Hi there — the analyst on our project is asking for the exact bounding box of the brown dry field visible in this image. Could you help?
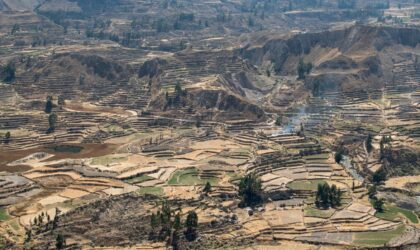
[0,143,118,172]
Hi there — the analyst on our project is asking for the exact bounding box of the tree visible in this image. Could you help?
[335,151,343,164]
[45,96,53,114]
[4,131,11,144]
[48,113,58,133]
[329,184,342,208]
[24,228,31,243]
[171,213,182,249]
[297,59,306,79]
[55,234,65,250]
[275,116,282,126]
[366,133,373,153]
[57,95,65,107]
[11,24,20,35]
[373,198,384,212]
[372,167,387,184]
[185,211,198,241]
[368,185,377,199]
[306,63,313,74]
[2,63,16,83]
[238,173,263,207]
[52,207,61,229]
[173,213,181,231]
[203,182,211,194]
[160,200,172,234]
[150,213,159,230]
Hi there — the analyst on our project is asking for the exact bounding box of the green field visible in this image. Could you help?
[375,205,419,223]
[287,180,326,191]
[0,208,10,221]
[137,186,164,196]
[168,168,218,186]
[354,225,405,246]
[304,207,334,218]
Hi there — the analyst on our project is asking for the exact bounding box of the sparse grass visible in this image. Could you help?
[227,172,242,181]
[168,168,218,186]
[91,155,127,165]
[137,186,163,196]
[409,183,420,193]
[9,219,20,231]
[287,180,326,191]
[375,205,418,223]
[304,207,334,218]
[0,208,10,221]
[354,225,405,246]
[126,175,154,184]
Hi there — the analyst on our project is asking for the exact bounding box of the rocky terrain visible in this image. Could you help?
[0,0,420,249]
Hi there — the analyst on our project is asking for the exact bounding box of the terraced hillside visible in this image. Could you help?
[1,0,420,249]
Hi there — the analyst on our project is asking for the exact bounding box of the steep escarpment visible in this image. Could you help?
[243,25,420,70]
[139,50,268,121]
[241,25,420,93]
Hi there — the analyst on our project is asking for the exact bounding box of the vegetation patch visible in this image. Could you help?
[0,208,10,221]
[287,180,326,191]
[375,205,418,223]
[126,175,154,184]
[354,225,406,246]
[46,145,84,153]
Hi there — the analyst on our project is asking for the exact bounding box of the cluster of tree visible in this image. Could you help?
[377,135,419,177]
[297,59,313,79]
[45,96,58,133]
[155,18,171,33]
[238,173,263,207]
[366,1,390,10]
[121,31,142,47]
[179,13,194,22]
[315,183,342,209]
[86,29,120,43]
[1,63,16,83]
[368,185,384,212]
[338,0,356,9]
[165,83,188,108]
[150,201,199,247]
[25,208,62,246]
[299,145,322,157]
